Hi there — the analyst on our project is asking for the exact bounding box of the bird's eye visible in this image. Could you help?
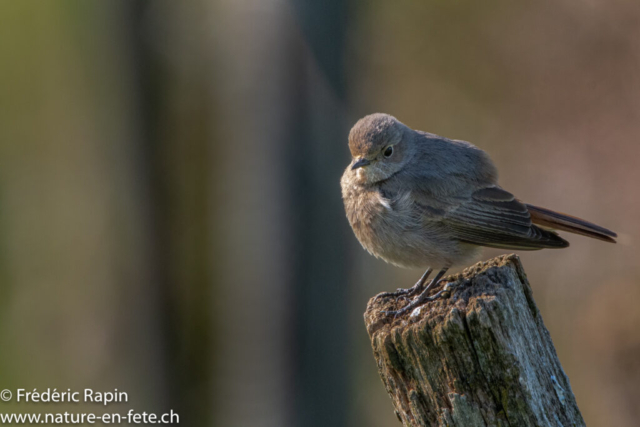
[383,146,393,158]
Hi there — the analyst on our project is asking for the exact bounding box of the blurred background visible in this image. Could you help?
[1,0,639,426]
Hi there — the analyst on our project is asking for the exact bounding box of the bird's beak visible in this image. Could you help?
[351,158,371,170]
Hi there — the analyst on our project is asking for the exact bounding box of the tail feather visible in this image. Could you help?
[525,204,617,244]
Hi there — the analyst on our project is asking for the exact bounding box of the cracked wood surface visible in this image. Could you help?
[364,254,585,427]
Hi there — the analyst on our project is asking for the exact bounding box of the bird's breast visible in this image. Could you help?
[343,184,429,267]
[341,179,479,268]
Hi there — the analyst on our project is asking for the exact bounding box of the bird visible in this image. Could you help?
[340,113,617,316]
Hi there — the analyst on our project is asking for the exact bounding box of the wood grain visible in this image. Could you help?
[364,254,585,427]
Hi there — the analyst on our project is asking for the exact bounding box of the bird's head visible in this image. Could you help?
[347,113,414,185]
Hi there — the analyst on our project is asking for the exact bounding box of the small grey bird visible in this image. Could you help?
[341,113,617,316]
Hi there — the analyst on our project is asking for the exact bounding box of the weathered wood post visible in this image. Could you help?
[364,254,585,427]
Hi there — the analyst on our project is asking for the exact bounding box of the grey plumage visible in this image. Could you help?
[341,113,617,315]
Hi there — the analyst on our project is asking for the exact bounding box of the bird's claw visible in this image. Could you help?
[382,288,449,318]
[374,285,421,301]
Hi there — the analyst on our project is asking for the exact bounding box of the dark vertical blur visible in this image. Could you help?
[212,0,352,425]
[288,1,350,426]
[127,1,215,425]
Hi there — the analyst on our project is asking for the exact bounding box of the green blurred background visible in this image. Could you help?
[1,1,639,426]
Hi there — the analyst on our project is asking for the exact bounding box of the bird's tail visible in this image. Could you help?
[526,204,617,243]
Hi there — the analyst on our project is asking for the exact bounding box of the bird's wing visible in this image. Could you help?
[438,186,569,250]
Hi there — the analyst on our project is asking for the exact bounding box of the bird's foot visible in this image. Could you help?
[374,283,423,301]
[374,269,433,302]
[382,284,451,318]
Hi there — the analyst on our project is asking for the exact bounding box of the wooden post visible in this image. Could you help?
[364,254,586,427]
